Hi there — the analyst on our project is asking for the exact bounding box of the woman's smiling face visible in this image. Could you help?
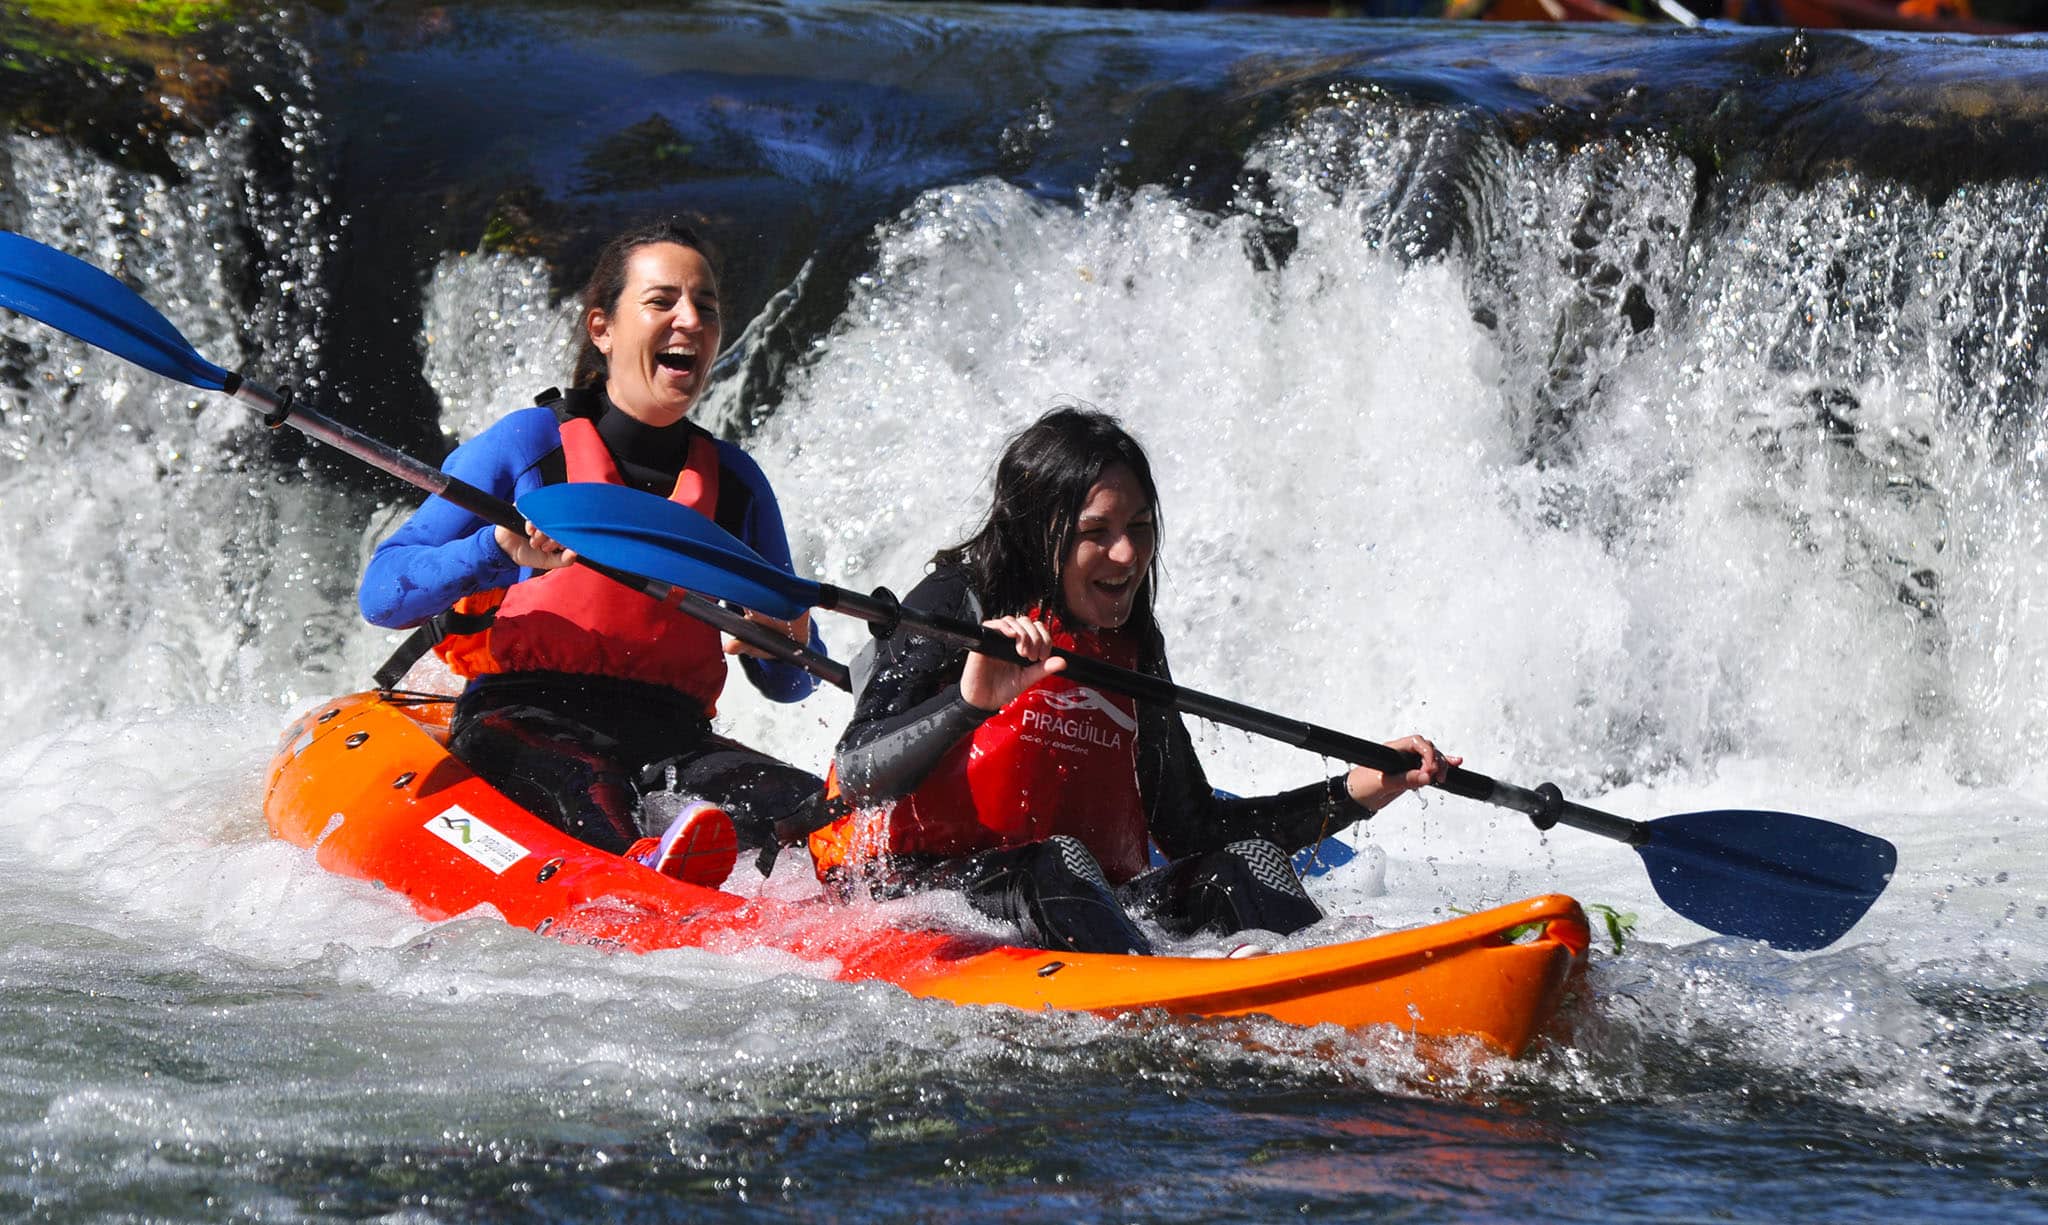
[1060,462,1155,630]
[587,241,721,426]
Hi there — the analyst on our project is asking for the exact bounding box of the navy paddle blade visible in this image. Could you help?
[1637,810,1896,951]
[517,482,820,621]
[0,231,233,391]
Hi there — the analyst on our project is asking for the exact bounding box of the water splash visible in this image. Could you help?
[420,251,579,445]
[0,122,360,742]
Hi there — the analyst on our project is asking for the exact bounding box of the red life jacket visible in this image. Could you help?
[436,416,728,714]
[810,617,1151,884]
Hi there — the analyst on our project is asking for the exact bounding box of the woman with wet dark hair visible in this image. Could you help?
[360,219,826,886]
[811,407,1455,955]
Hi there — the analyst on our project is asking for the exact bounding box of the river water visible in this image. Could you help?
[0,2,2044,1220]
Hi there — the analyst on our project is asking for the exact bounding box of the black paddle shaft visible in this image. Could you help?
[816,582,1650,848]
[222,375,851,691]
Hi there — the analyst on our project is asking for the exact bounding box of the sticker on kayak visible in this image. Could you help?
[424,806,529,874]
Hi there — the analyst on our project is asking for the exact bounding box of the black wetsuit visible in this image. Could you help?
[450,673,824,856]
[832,567,1371,954]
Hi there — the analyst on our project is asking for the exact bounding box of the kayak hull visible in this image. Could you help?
[265,691,1589,1057]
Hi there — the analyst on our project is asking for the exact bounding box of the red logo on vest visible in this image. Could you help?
[821,615,1150,883]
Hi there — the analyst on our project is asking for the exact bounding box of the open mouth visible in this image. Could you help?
[655,344,697,376]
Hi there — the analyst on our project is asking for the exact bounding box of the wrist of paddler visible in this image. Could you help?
[1344,765,1399,813]
[722,608,812,658]
[1344,734,1459,812]
[494,521,574,571]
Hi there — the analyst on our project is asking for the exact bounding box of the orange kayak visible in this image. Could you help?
[264,691,1590,1056]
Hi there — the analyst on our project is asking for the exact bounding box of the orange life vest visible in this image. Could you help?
[810,618,1150,883]
[432,416,728,714]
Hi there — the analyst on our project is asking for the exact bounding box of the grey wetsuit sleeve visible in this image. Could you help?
[837,690,994,805]
[832,568,991,805]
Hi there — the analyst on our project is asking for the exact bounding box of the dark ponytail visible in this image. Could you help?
[935,406,1162,634]
[570,219,719,389]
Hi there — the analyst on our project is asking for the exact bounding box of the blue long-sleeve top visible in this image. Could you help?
[359,403,824,703]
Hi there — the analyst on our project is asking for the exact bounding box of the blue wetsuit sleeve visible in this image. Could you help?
[719,441,828,703]
[357,408,560,628]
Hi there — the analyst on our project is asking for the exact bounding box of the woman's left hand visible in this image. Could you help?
[723,609,813,660]
[495,520,577,571]
[1345,734,1461,812]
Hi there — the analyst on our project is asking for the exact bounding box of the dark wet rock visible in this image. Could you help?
[7,2,2048,466]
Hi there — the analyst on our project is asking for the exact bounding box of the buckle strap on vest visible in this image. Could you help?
[372,606,501,690]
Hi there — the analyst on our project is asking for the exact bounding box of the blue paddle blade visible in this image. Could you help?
[1198,787,1355,877]
[1294,836,1357,878]
[0,231,233,391]
[1637,809,1896,951]
[518,482,820,621]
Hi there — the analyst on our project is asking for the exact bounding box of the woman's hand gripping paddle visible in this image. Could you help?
[0,230,846,691]
[518,481,1899,952]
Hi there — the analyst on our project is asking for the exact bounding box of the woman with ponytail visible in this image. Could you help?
[360,219,825,885]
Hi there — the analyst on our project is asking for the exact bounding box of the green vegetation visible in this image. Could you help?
[578,114,699,194]
[0,0,263,175]
[1483,901,1638,955]
[1585,903,1638,955]
[15,1,240,41]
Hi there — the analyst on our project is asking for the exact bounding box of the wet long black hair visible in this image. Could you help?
[933,406,1163,634]
[569,218,719,390]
